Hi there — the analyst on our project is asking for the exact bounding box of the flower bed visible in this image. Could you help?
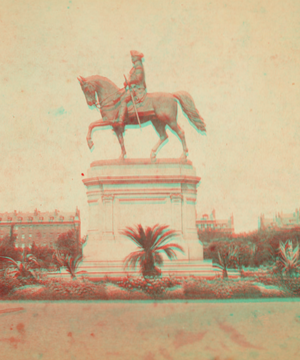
[4,277,108,300]
[182,278,289,299]
[0,273,298,300]
[114,276,182,297]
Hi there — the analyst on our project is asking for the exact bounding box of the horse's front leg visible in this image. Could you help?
[86,120,112,149]
[86,125,94,149]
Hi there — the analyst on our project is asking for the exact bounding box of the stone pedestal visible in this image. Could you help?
[78,159,213,277]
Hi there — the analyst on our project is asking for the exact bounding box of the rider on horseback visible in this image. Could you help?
[113,50,146,125]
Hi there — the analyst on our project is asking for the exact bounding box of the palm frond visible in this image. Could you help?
[153,252,163,265]
[277,240,300,275]
[154,228,178,247]
[73,254,83,268]
[217,251,225,268]
[162,247,177,260]
[124,250,144,270]
[53,251,66,267]
[145,225,155,242]
[26,255,40,267]
[0,256,21,268]
[120,227,144,248]
[155,243,185,254]
[149,225,170,247]
[137,224,146,241]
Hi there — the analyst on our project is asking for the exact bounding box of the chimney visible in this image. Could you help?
[212,209,216,220]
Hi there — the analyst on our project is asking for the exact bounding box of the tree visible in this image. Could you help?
[232,241,252,277]
[0,226,20,266]
[56,229,78,257]
[30,242,56,269]
[121,224,184,278]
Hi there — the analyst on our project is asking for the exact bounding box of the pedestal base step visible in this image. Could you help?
[47,259,217,279]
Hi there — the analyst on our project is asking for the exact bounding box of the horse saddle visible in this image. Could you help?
[127,93,155,119]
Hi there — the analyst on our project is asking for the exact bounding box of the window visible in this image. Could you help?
[29,234,32,238]
[15,226,18,230]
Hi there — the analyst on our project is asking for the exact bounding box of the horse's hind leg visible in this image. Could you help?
[168,122,188,161]
[152,94,188,161]
[114,127,126,160]
[150,119,168,162]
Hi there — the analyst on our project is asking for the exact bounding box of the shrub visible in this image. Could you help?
[183,278,262,299]
[6,278,108,300]
[276,240,300,276]
[0,271,22,297]
[115,276,182,297]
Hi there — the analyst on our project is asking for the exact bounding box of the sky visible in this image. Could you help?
[0,0,300,234]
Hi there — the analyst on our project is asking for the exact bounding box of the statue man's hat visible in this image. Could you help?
[130,50,144,61]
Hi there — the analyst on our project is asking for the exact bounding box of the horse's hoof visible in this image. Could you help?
[180,153,188,163]
[150,152,157,163]
[87,140,94,149]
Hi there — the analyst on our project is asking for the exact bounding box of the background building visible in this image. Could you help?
[0,208,80,247]
[259,209,300,231]
[196,210,234,234]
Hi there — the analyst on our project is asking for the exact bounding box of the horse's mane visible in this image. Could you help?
[86,75,120,92]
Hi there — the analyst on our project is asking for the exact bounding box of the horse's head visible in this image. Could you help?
[78,76,97,107]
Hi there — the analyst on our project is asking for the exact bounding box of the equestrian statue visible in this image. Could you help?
[78,50,206,161]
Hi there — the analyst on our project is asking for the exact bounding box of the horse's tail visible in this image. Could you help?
[173,91,206,132]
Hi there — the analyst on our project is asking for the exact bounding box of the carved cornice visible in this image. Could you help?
[83,175,200,187]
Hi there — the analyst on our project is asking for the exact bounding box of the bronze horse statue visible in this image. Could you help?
[78,75,206,161]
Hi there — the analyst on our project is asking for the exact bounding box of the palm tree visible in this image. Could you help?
[277,240,300,277]
[0,251,40,279]
[53,251,83,279]
[121,224,184,278]
[215,244,238,279]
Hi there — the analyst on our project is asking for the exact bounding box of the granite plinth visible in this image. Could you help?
[78,159,209,277]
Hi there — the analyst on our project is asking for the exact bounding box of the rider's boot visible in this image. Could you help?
[114,102,127,125]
